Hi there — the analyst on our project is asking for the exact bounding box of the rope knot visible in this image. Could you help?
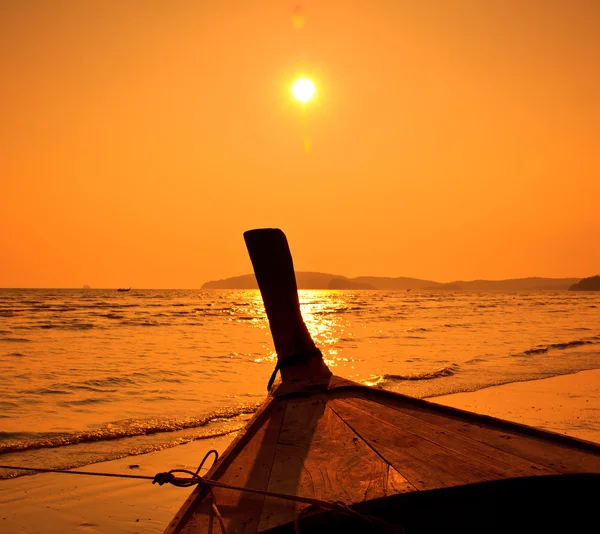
[152,472,175,486]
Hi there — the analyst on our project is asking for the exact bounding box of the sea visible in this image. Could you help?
[1,288,599,479]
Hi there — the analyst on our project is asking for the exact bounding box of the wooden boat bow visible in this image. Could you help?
[165,228,600,534]
[244,228,331,392]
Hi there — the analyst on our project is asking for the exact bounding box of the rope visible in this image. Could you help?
[267,360,280,391]
[266,348,324,391]
[1,456,401,533]
[0,465,154,481]
[150,467,336,509]
[209,489,227,533]
[1,462,334,507]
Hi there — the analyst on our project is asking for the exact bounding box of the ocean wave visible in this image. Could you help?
[22,375,148,395]
[312,309,348,315]
[23,387,71,395]
[30,304,52,310]
[0,424,245,480]
[520,337,598,356]
[82,375,145,388]
[363,365,459,387]
[0,337,31,342]
[34,322,97,330]
[119,320,162,327]
[100,313,124,319]
[57,397,108,407]
[0,404,260,455]
[56,303,139,312]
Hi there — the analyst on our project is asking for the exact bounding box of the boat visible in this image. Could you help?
[165,228,600,534]
[117,287,131,292]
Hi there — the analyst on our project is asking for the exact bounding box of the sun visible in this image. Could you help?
[291,78,316,103]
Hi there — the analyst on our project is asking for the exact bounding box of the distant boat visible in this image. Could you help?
[117,287,131,292]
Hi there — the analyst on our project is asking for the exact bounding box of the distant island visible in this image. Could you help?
[202,272,582,291]
[569,275,600,291]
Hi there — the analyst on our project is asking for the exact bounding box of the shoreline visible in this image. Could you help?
[430,369,600,444]
[1,369,599,533]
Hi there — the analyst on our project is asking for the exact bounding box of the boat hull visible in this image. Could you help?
[165,376,600,534]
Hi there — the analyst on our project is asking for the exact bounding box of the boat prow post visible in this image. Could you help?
[244,228,332,394]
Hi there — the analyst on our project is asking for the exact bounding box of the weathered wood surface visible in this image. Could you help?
[167,383,600,534]
[257,398,415,531]
[179,403,286,534]
[329,397,556,490]
[164,397,284,534]
[353,390,600,474]
[243,229,331,386]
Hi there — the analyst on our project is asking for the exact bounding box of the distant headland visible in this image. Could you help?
[202,272,582,291]
[569,275,600,291]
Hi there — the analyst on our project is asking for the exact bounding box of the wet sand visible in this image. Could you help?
[0,433,236,534]
[432,369,600,444]
[1,369,599,533]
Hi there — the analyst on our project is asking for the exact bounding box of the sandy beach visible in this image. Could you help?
[1,369,599,533]
[0,433,236,534]
[432,369,600,444]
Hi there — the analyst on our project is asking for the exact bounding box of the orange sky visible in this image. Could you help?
[1,1,599,288]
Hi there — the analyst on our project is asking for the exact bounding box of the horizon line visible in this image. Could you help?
[1,272,595,291]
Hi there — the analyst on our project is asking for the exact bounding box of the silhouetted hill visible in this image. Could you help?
[202,273,581,291]
[569,275,600,291]
[202,272,345,290]
[449,277,581,291]
[328,278,376,290]
[350,276,438,290]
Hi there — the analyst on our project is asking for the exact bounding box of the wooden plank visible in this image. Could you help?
[257,398,417,531]
[387,465,415,496]
[333,397,557,478]
[329,398,547,491]
[176,400,286,534]
[165,396,277,533]
[358,392,600,474]
[257,398,326,531]
[326,375,361,390]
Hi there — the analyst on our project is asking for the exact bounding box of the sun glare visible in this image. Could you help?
[291,78,316,103]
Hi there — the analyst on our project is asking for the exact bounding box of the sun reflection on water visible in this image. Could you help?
[298,290,354,369]
[239,290,357,370]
